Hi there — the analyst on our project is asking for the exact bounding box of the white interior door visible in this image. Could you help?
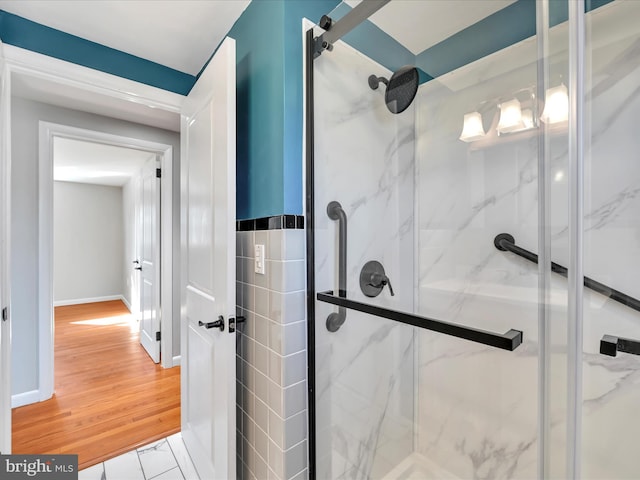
[0,38,12,454]
[138,155,161,363]
[180,37,236,479]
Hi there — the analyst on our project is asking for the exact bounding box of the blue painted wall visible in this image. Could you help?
[0,10,195,95]
[230,0,340,219]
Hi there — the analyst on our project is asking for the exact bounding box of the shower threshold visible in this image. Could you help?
[384,453,459,480]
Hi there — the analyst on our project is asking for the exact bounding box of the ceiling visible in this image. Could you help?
[344,0,516,54]
[54,137,155,187]
[0,0,251,76]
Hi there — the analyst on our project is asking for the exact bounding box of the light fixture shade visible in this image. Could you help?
[541,84,568,124]
[459,112,486,142]
[522,108,534,129]
[497,98,525,134]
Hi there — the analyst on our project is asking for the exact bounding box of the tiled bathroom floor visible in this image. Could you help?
[79,433,200,480]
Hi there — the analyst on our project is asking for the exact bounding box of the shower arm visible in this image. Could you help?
[494,233,640,314]
[326,201,347,332]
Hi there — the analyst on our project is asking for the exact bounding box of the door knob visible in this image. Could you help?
[199,315,225,332]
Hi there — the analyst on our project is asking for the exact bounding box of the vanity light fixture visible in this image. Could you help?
[459,111,486,142]
[540,83,569,124]
[460,88,537,143]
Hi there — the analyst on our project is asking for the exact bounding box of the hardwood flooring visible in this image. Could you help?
[12,300,180,470]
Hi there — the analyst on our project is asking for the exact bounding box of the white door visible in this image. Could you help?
[0,38,11,454]
[180,37,236,479]
[138,155,161,363]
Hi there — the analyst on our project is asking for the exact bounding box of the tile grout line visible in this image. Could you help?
[135,448,146,480]
[166,436,187,480]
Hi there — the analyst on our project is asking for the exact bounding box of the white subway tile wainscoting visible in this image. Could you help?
[236,220,308,480]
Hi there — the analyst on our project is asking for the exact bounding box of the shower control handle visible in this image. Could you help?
[374,273,394,296]
[360,261,394,298]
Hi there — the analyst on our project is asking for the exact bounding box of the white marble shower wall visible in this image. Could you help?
[313,35,416,479]
[414,2,640,478]
[415,53,541,479]
[580,2,640,477]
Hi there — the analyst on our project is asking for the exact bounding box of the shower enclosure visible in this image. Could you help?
[305,1,640,479]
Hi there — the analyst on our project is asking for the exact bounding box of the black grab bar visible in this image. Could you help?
[317,291,523,351]
[600,334,640,357]
[326,201,347,332]
[495,233,640,314]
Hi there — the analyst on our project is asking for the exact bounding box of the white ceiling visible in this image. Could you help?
[345,0,516,54]
[54,137,154,187]
[0,0,251,76]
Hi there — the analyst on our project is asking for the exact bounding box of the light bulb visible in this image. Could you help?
[459,112,486,142]
[541,84,569,124]
[497,99,525,134]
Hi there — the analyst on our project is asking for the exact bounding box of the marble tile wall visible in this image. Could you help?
[236,227,308,480]
[414,2,640,478]
[415,59,541,477]
[579,3,640,477]
[312,34,417,479]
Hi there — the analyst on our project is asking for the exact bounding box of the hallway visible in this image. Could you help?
[12,300,180,470]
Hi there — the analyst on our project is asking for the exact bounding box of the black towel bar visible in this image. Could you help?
[317,290,523,351]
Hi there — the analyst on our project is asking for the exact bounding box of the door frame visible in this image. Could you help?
[34,123,174,404]
[0,39,12,454]
[0,44,184,446]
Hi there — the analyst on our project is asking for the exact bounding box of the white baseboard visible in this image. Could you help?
[120,295,132,313]
[172,355,181,366]
[54,295,125,307]
[11,389,40,408]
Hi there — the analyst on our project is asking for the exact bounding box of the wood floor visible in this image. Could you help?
[12,300,180,470]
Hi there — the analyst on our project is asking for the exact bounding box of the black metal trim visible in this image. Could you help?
[304,27,318,480]
[313,0,391,58]
[235,215,304,232]
[600,334,640,357]
[317,291,523,351]
[495,233,640,314]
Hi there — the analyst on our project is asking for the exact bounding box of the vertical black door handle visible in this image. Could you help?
[326,201,347,332]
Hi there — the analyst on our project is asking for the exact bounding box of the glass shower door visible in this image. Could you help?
[308,1,640,478]
[308,2,549,479]
[579,1,640,477]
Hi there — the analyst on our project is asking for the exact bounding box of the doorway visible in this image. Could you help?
[24,121,176,405]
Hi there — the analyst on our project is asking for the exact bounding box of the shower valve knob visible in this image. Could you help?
[360,261,394,298]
